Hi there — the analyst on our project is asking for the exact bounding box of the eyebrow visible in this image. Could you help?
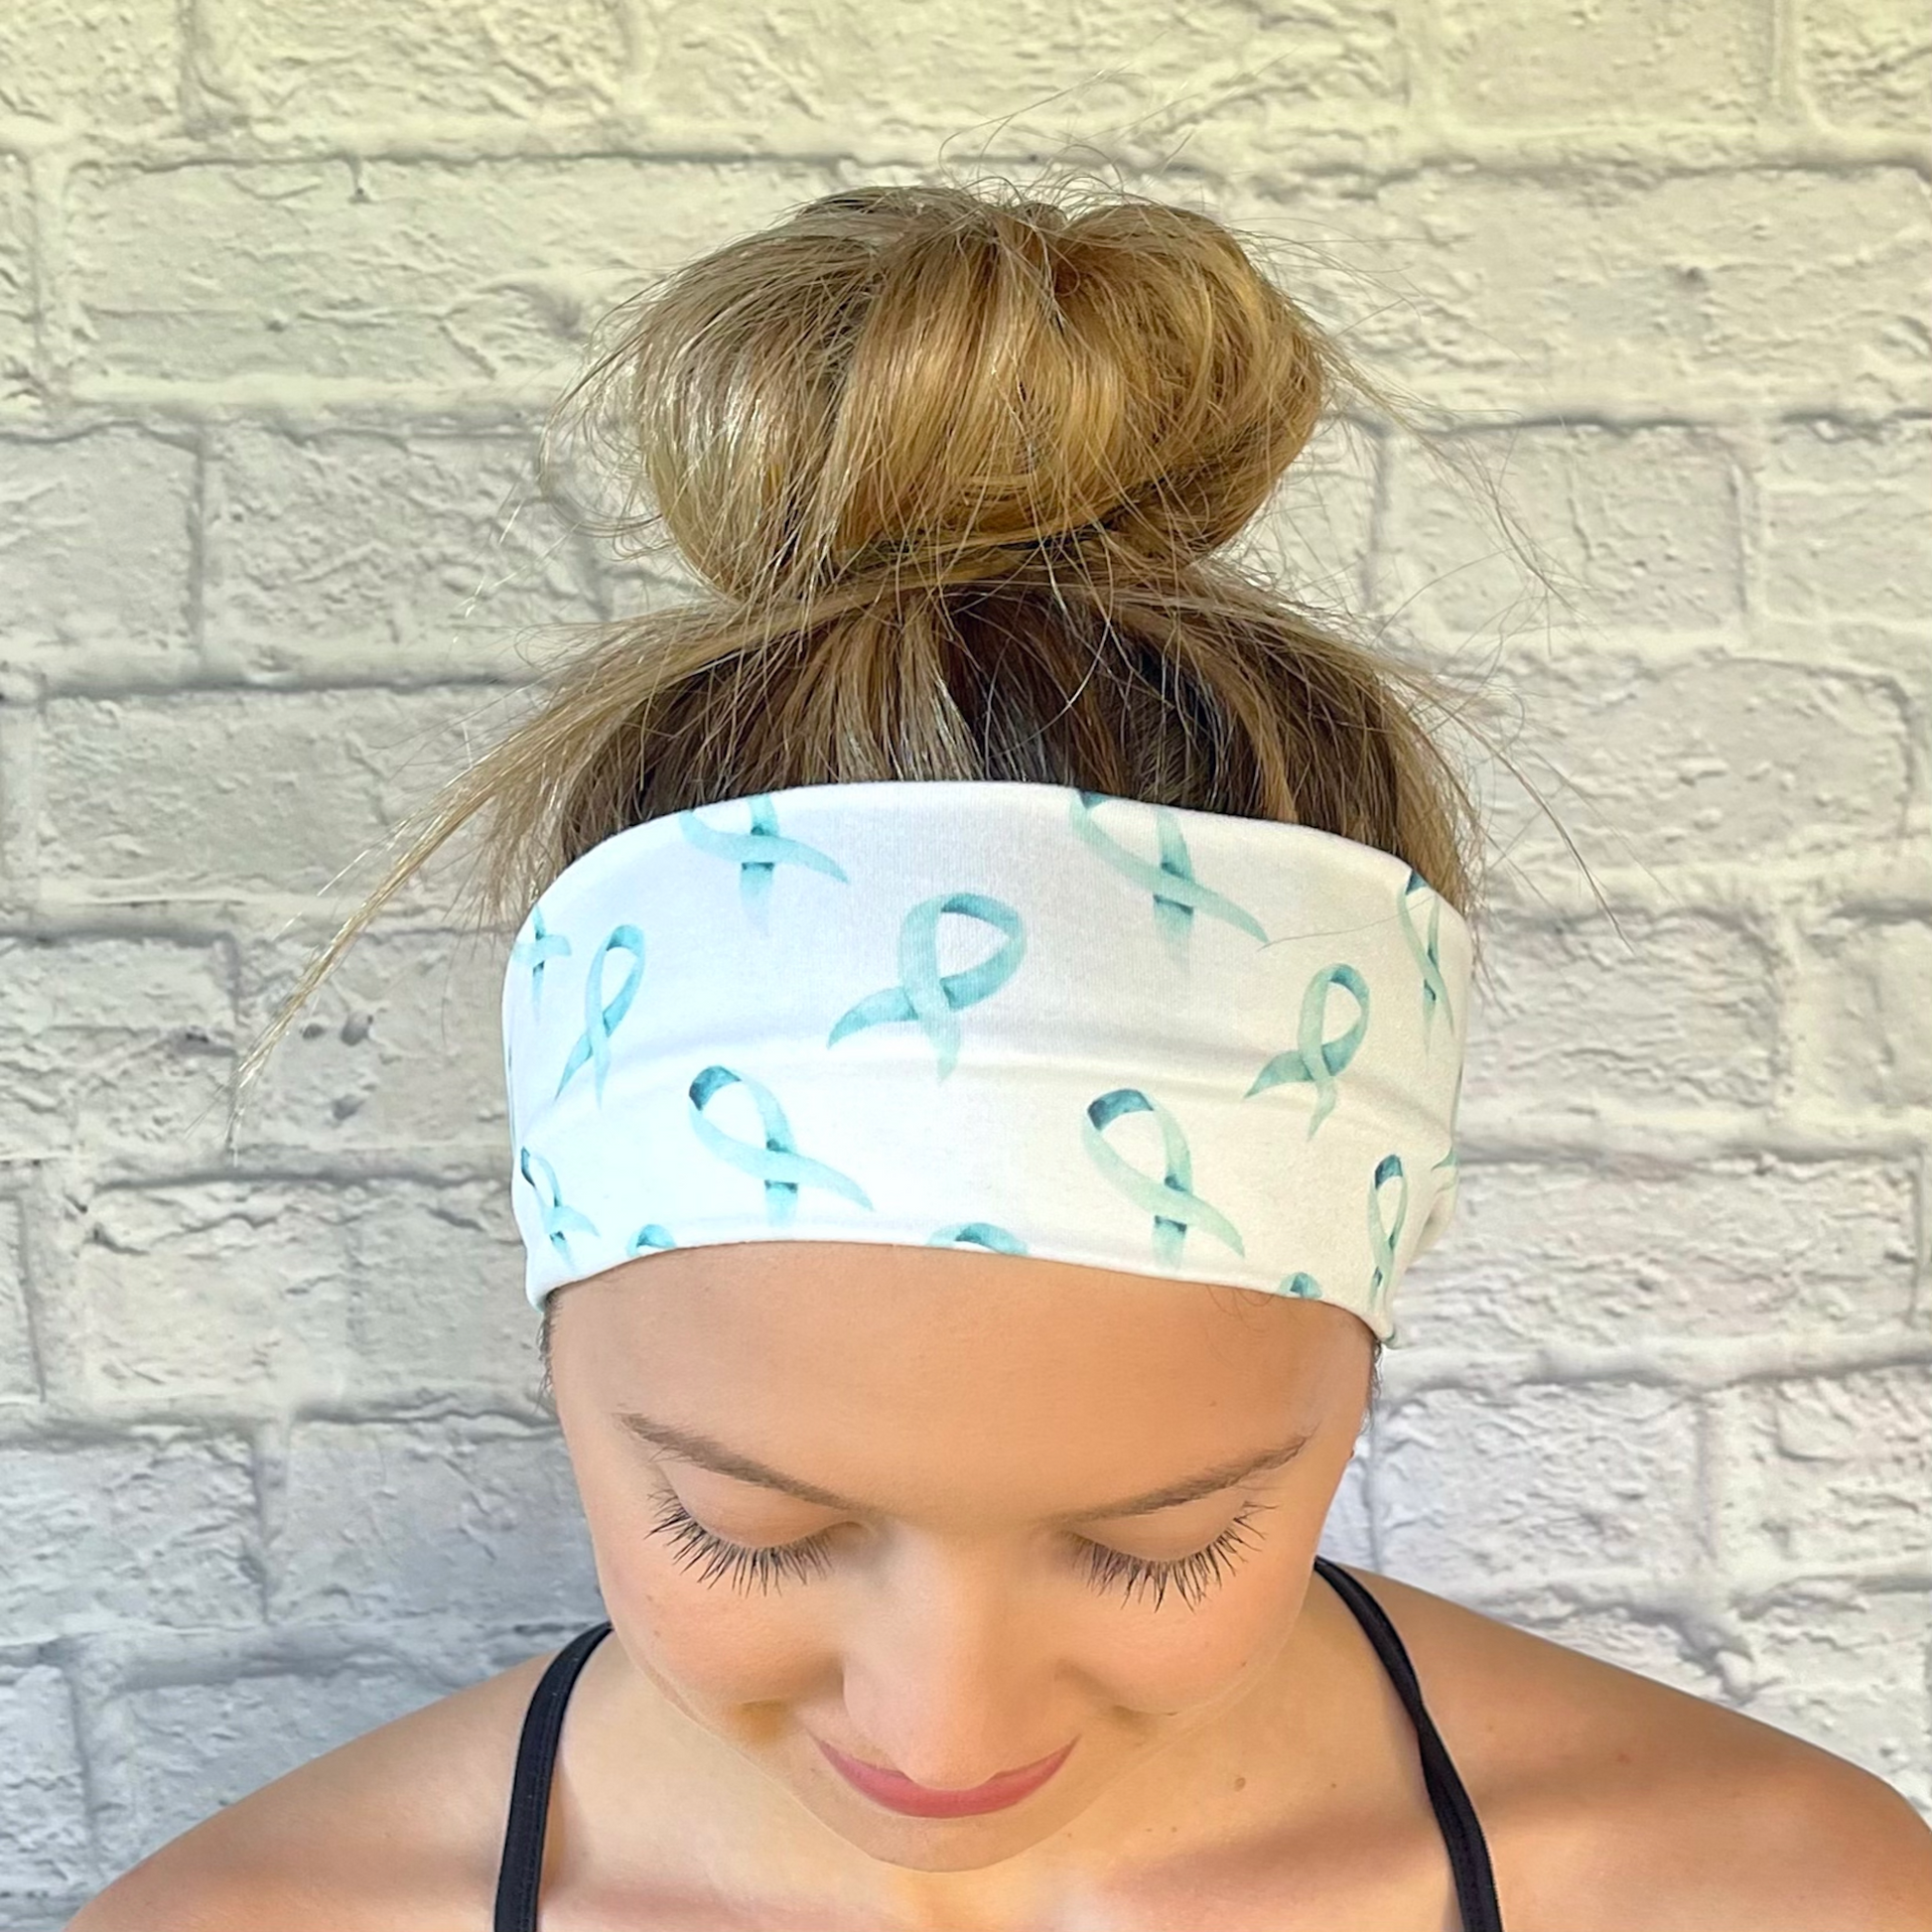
[613,1412,1313,1524]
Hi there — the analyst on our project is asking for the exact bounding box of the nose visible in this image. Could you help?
[836,1537,1067,1789]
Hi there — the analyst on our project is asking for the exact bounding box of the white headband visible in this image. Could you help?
[501,781,1472,1344]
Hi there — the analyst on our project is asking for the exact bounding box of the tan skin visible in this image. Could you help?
[73,1243,1932,1930]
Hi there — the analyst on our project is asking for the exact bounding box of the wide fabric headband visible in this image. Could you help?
[502,780,1472,1344]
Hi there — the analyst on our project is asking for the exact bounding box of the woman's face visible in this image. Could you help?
[549,1241,1372,1875]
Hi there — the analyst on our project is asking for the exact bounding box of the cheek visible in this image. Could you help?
[1084,1565,1311,1713]
[579,1482,836,1709]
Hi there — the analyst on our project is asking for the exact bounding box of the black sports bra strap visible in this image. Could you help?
[1313,1556,1505,1932]
[492,1619,615,1932]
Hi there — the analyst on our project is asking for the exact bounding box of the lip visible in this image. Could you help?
[813,1734,1076,1818]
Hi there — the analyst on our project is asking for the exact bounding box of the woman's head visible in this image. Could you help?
[239,173,1482,1866]
[546,1239,1373,1870]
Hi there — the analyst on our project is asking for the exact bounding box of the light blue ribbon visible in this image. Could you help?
[1396,870,1454,1048]
[1283,1272,1321,1299]
[1067,790,1268,962]
[927,1222,1031,1255]
[679,793,850,933]
[1367,1153,1409,1308]
[509,905,571,1013]
[627,1223,677,1255]
[555,923,646,1105]
[519,1145,598,1261]
[827,892,1026,1081]
[687,1063,873,1225]
[1245,963,1370,1136]
[1082,1086,1245,1267]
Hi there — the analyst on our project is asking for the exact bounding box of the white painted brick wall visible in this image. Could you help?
[1,3,1927,1922]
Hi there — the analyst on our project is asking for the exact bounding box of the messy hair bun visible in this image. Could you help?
[238,178,1480,1165]
[605,185,1335,602]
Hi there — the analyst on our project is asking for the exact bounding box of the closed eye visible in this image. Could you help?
[642,1489,1276,1611]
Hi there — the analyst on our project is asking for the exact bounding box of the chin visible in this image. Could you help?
[798,1789,1091,1872]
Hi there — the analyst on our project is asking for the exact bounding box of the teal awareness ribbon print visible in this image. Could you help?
[688,1063,873,1225]
[927,1222,1031,1255]
[827,892,1025,1081]
[1083,1087,1245,1267]
[1067,790,1268,962]
[519,1146,598,1261]
[555,924,646,1105]
[1367,1153,1409,1311]
[679,792,850,932]
[510,906,571,1014]
[1245,963,1370,1137]
[1396,870,1454,1048]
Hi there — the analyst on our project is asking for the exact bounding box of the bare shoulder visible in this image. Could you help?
[65,1642,561,1932]
[1340,1564,1932,1932]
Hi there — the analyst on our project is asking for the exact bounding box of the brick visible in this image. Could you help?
[1461,910,1776,1114]
[270,1420,601,1623]
[204,430,600,678]
[0,1666,90,1895]
[1266,168,1932,415]
[0,1197,37,1401]
[1491,651,1907,868]
[1790,915,1932,1112]
[636,0,1402,158]
[0,937,233,1163]
[1722,1366,1932,1572]
[1378,425,1742,636]
[1757,418,1932,627]
[1404,1156,1914,1351]
[206,0,626,121]
[1799,0,1932,130]
[0,1435,258,1635]
[91,1657,452,1876]
[72,1178,532,1408]
[38,687,489,904]
[0,433,197,673]
[0,1898,84,1931]
[1730,1587,1932,1808]
[69,158,832,388]
[1377,1382,1700,1587]
[234,925,508,1152]
[0,0,179,126]
[1439,0,1769,122]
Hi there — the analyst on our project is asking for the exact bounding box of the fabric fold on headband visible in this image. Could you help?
[501,780,1473,1344]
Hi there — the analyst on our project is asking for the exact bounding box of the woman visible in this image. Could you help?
[72,181,1932,1932]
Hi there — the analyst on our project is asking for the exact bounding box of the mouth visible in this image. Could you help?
[812,1734,1077,1818]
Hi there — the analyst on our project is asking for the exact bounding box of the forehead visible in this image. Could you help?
[551,1242,1365,1515]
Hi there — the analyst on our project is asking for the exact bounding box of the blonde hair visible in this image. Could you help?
[235,177,1488,1389]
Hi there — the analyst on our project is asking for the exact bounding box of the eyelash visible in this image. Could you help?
[643,1490,1275,1611]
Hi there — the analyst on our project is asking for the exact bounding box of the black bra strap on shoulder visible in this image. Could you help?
[1312,1557,1504,1932]
[492,1620,616,1932]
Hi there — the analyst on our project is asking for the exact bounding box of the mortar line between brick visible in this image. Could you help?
[22,148,69,408]
[1768,0,1804,125]
[19,114,1931,176]
[56,1644,108,1901]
